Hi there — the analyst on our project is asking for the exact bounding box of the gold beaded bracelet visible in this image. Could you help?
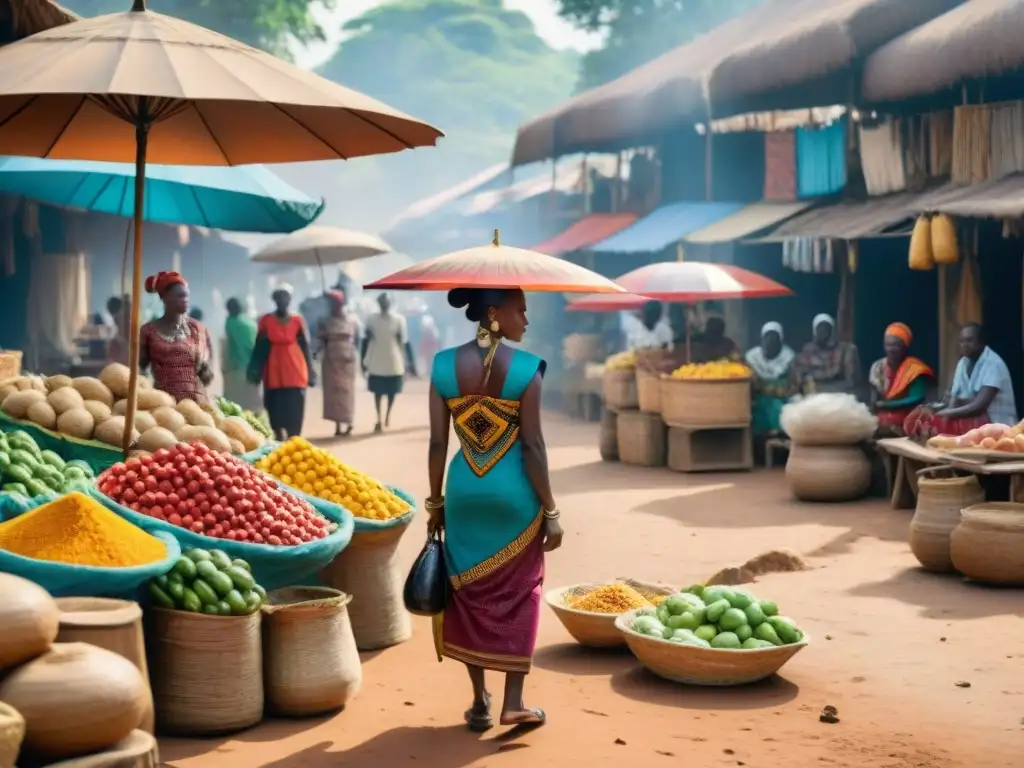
[542,508,560,520]
[424,496,445,510]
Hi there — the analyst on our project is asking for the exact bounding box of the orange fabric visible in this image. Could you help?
[885,322,912,345]
[533,214,637,255]
[259,314,309,390]
[887,356,933,400]
[144,271,186,297]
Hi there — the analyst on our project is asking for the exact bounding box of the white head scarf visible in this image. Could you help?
[745,320,795,381]
[762,321,784,342]
[812,313,835,333]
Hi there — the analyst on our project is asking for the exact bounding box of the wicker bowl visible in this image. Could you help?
[544,580,676,648]
[614,609,809,686]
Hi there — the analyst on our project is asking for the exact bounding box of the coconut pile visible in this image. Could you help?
[0,364,266,455]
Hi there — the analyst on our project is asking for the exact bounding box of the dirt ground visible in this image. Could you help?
[161,382,1024,767]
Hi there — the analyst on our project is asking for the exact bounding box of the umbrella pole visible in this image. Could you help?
[123,105,150,456]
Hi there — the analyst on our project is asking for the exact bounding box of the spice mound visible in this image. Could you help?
[570,583,652,614]
[0,492,166,567]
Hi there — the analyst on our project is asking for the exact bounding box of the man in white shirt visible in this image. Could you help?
[622,301,671,350]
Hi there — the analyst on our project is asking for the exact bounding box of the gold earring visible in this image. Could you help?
[476,326,491,348]
[490,320,500,333]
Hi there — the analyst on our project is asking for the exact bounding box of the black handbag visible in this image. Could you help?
[403,531,448,616]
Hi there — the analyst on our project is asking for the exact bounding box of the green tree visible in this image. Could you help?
[557,0,764,91]
[277,0,577,233]
[60,0,330,58]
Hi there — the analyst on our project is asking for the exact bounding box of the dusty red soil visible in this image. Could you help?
[160,382,1024,767]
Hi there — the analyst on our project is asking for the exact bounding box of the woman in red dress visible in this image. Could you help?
[139,272,213,404]
[248,285,315,440]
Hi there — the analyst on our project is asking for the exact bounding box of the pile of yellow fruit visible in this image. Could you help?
[605,350,637,371]
[255,437,412,520]
[670,359,750,380]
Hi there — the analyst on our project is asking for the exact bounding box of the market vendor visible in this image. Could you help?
[868,322,934,436]
[904,323,1017,438]
[624,301,672,350]
[693,316,739,362]
[745,321,795,438]
[139,271,213,404]
[791,314,860,396]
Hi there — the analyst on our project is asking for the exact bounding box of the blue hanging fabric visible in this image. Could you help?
[796,118,847,198]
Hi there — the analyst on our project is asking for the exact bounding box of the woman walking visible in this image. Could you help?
[222,297,261,412]
[316,290,360,437]
[362,293,417,432]
[248,285,315,440]
[138,271,213,404]
[426,287,562,732]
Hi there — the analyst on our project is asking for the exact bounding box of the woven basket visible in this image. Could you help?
[785,443,871,502]
[636,369,662,414]
[320,520,413,651]
[909,473,984,573]
[544,580,676,648]
[42,731,158,768]
[950,503,1024,585]
[262,587,362,717]
[661,376,751,427]
[146,609,263,736]
[0,351,22,382]
[614,609,808,686]
[55,598,154,735]
[616,410,666,467]
[599,409,618,462]
[0,701,23,768]
[603,369,638,411]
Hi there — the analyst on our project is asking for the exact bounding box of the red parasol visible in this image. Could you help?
[364,230,625,294]
[613,261,793,302]
[566,292,654,312]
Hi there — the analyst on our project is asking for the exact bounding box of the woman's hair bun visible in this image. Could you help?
[447,288,470,309]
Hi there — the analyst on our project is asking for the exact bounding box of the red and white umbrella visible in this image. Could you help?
[364,230,625,294]
[613,262,793,302]
[566,292,654,312]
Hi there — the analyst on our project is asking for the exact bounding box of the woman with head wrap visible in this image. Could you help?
[868,322,934,436]
[139,271,213,404]
[248,284,315,440]
[222,297,261,413]
[745,322,795,437]
[315,290,360,437]
[790,314,861,395]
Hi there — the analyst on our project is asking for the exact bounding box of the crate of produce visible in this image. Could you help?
[545,580,675,648]
[660,360,751,428]
[614,584,808,686]
[616,410,666,467]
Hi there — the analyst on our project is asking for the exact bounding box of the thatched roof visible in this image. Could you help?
[0,0,76,45]
[512,0,961,166]
[862,0,1023,102]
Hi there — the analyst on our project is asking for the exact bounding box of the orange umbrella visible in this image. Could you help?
[0,0,443,451]
[364,230,625,294]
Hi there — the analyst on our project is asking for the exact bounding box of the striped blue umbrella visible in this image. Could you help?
[0,156,324,233]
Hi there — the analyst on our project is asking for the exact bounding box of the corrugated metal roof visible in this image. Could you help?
[684,201,814,243]
[911,174,1024,219]
[533,213,638,255]
[753,192,931,241]
[591,201,743,253]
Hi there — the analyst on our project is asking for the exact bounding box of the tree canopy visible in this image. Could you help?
[60,0,330,58]
[556,0,765,91]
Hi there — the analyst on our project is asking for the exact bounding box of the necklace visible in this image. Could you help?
[154,318,191,344]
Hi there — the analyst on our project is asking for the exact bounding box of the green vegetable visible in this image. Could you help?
[666,612,701,631]
[153,575,169,591]
[759,600,779,617]
[665,593,705,614]
[166,571,184,586]
[204,570,236,599]
[65,460,94,478]
[656,602,671,625]
[171,557,198,581]
[705,599,730,623]
[180,587,202,613]
[224,589,248,616]
[207,549,233,571]
[242,590,262,615]
[683,583,705,599]
[217,600,233,616]
[201,604,221,616]
[5,464,32,485]
[194,559,219,581]
[224,566,255,592]
[252,584,267,603]
[694,624,718,642]
[184,549,212,563]
[231,558,252,573]
[702,586,733,606]
[166,581,185,604]
[741,638,775,649]
[2,483,28,496]
[754,622,783,646]
[718,607,747,632]
[710,631,741,649]
[191,579,219,607]
[735,624,753,642]
[631,615,666,637]
[39,450,65,470]
[8,449,38,469]
[726,589,753,609]
[766,616,803,644]
[63,466,87,481]
[669,630,710,648]
[0,451,11,473]
[8,433,40,456]
[744,602,767,628]
[24,479,49,498]
[148,583,175,610]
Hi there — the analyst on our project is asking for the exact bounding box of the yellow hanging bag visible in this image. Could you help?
[908,214,935,270]
[931,213,960,265]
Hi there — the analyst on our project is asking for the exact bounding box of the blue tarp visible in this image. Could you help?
[0,157,324,234]
[590,201,745,254]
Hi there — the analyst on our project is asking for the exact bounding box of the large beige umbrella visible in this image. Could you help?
[0,0,442,451]
[250,225,391,289]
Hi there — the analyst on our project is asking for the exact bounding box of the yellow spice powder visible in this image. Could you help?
[570,583,652,614]
[0,492,166,567]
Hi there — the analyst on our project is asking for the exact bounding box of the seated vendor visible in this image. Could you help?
[745,321,795,438]
[904,323,1017,438]
[791,314,860,395]
[693,316,739,362]
[868,322,934,436]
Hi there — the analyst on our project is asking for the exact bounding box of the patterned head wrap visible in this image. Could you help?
[885,322,912,345]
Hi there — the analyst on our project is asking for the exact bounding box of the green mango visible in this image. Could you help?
[754,622,783,646]
[767,616,803,644]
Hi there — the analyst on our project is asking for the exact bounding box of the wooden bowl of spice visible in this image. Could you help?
[544,580,676,648]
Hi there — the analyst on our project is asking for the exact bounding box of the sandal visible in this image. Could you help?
[499,708,546,727]
[464,694,493,732]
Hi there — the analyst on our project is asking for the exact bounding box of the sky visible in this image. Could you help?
[294,0,603,68]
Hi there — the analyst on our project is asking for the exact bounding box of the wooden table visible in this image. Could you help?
[877,437,1024,508]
